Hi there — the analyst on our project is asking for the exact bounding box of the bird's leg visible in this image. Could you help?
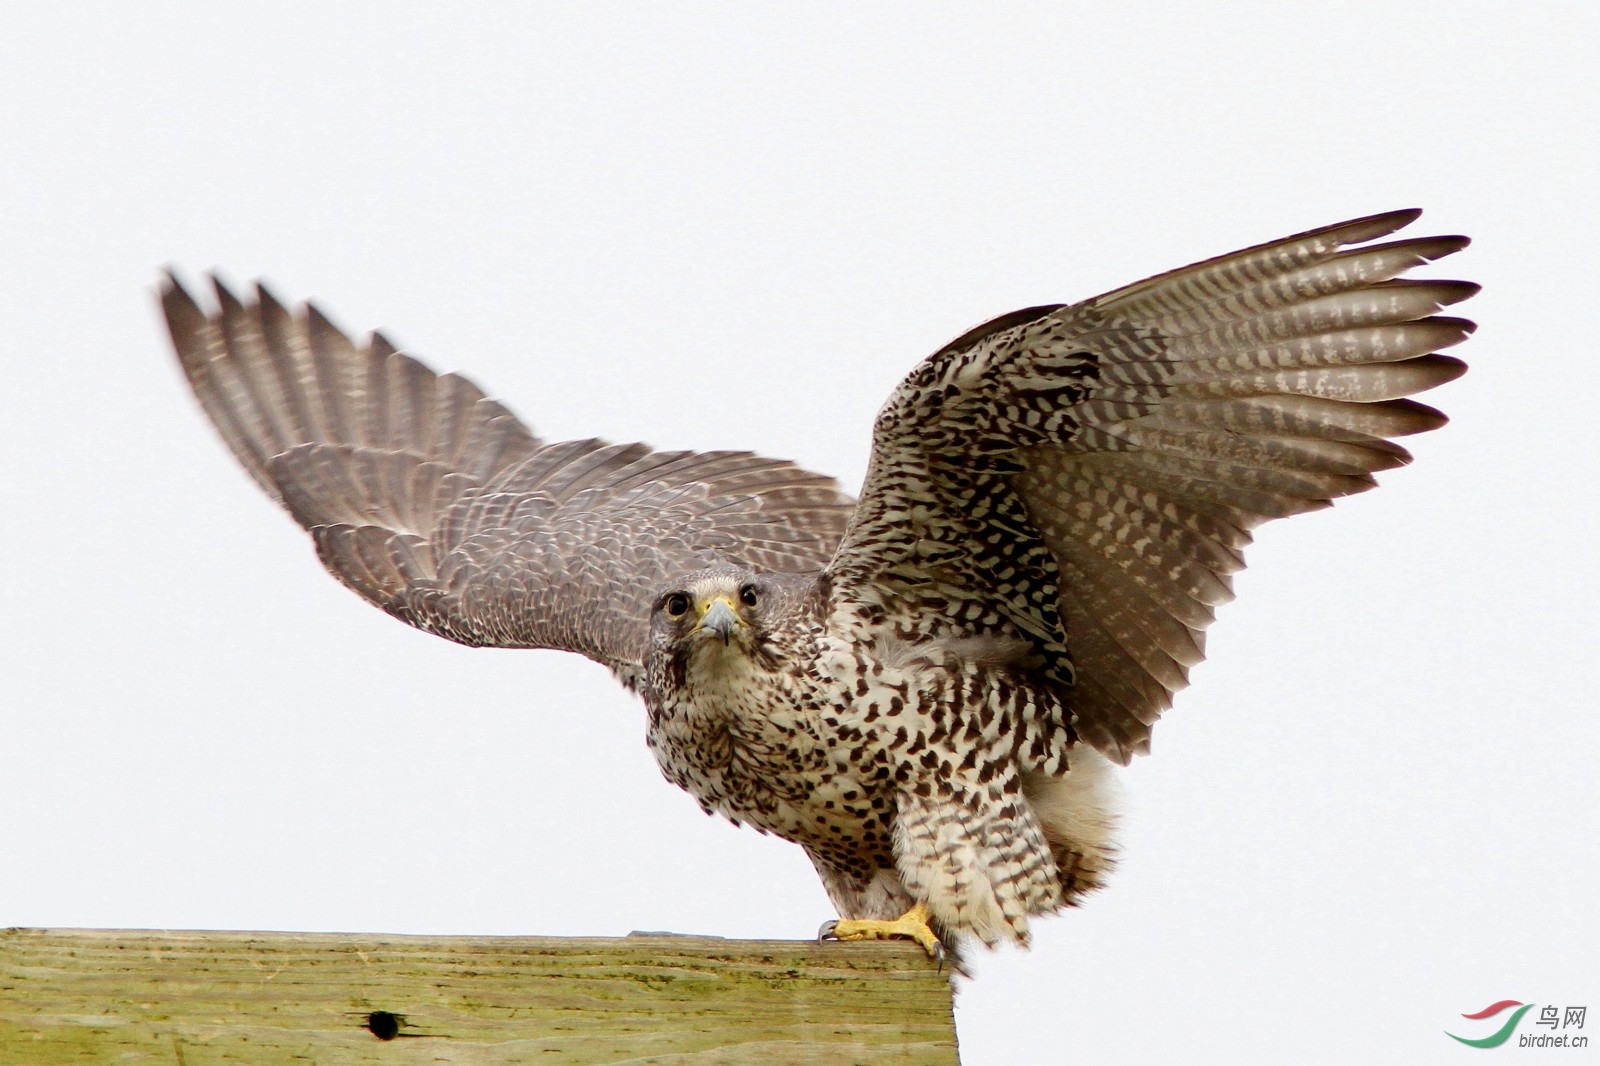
[818,902,943,961]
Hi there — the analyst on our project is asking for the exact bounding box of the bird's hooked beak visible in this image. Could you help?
[694,597,743,645]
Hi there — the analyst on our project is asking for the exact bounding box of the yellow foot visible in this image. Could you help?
[818,903,944,963]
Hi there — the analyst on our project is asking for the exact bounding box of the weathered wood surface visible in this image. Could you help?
[0,928,958,1064]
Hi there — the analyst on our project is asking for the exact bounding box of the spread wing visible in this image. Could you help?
[824,209,1474,762]
[161,276,856,688]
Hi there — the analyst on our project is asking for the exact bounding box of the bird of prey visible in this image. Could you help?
[161,209,1473,960]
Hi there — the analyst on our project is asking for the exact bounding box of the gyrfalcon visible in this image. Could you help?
[161,209,1473,960]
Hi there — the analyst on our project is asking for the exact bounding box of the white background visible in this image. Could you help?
[3,4,1595,1063]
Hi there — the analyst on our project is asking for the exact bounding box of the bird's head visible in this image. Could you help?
[652,567,763,647]
[648,567,779,683]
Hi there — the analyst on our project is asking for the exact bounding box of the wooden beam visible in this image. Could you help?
[0,928,959,1064]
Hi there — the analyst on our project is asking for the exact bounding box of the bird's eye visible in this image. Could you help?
[664,593,690,618]
[739,584,759,608]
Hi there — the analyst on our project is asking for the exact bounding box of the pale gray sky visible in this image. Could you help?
[2,4,1595,1063]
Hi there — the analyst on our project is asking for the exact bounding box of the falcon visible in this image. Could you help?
[161,209,1473,960]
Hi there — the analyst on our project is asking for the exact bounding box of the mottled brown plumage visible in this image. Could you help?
[161,209,1473,956]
